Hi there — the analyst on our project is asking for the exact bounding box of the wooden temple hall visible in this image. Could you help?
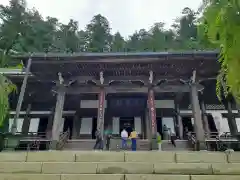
[6,51,240,147]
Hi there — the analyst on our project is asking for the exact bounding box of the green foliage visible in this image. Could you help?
[0,72,16,127]
[200,0,240,102]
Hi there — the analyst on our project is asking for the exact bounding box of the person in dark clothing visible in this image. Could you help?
[105,133,111,150]
[93,129,103,150]
[104,126,112,150]
[170,129,176,147]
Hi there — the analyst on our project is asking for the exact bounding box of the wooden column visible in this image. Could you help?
[12,57,32,133]
[148,89,157,135]
[97,88,105,136]
[190,83,205,150]
[22,104,32,135]
[72,112,81,139]
[46,107,55,139]
[226,101,238,135]
[200,100,210,137]
[148,88,157,150]
[176,103,183,139]
[51,83,66,149]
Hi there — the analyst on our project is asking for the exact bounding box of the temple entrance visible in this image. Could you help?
[119,117,134,136]
[182,116,194,139]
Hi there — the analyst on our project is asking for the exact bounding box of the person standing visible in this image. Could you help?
[129,129,137,151]
[121,129,128,150]
[104,127,112,151]
[93,129,103,150]
[157,132,162,151]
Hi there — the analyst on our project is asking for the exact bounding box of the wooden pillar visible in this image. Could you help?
[72,112,81,139]
[97,88,105,136]
[226,101,238,135]
[190,83,205,150]
[12,58,32,133]
[176,103,183,139]
[22,104,31,135]
[51,87,65,149]
[46,107,54,139]
[148,88,157,150]
[200,100,210,137]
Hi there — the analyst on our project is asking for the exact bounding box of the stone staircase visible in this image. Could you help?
[0,151,240,180]
[64,139,191,151]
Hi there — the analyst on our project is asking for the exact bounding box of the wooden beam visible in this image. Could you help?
[52,84,205,94]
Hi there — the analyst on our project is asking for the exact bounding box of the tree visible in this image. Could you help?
[57,19,80,53]
[0,53,17,127]
[173,7,199,50]
[200,0,240,102]
[111,32,125,52]
[85,14,112,52]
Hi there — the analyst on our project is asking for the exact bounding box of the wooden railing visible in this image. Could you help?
[2,132,51,151]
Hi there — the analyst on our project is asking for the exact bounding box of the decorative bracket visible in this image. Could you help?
[149,71,153,84]
[190,70,196,85]
[58,72,64,85]
[100,71,104,85]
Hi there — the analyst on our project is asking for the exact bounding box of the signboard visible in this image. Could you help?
[109,98,145,108]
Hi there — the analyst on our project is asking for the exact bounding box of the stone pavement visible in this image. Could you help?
[0,151,239,179]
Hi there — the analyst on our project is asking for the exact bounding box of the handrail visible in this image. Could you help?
[187,132,196,150]
[56,129,70,150]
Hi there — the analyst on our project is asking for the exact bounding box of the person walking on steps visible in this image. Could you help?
[129,129,137,151]
[93,129,103,150]
[157,132,162,151]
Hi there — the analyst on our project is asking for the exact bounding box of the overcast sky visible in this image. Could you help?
[1,0,202,38]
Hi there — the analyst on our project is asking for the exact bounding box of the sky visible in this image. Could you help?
[1,0,202,38]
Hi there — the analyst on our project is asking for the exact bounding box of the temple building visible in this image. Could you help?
[3,51,240,149]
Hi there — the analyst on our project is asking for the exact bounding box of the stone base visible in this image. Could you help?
[50,140,58,150]
[195,141,206,151]
[151,135,158,150]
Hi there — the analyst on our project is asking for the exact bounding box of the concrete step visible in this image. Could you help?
[162,140,193,151]
[64,139,191,151]
[64,140,95,150]
[0,151,240,180]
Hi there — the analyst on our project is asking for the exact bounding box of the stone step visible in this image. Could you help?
[1,151,237,163]
[0,151,240,180]
[1,161,240,174]
[1,174,240,180]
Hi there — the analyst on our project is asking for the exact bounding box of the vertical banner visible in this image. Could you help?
[97,89,105,133]
[148,89,156,134]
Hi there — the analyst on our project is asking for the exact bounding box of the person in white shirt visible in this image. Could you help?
[121,129,128,150]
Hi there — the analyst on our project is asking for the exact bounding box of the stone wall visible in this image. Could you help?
[0,151,240,180]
